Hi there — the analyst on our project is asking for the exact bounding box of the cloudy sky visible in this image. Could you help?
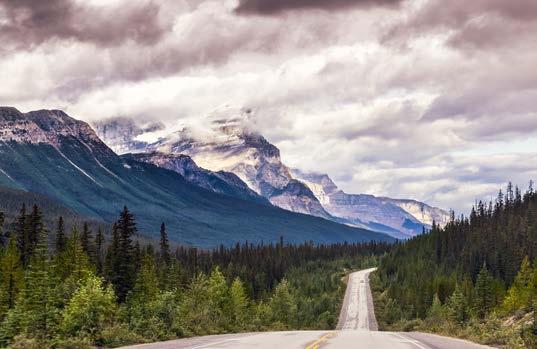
[1,0,537,213]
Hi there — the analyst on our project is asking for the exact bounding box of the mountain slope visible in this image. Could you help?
[0,185,108,235]
[126,152,268,205]
[91,108,449,238]
[147,107,334,220]
[291,168,449,238]
[0,107,392,247]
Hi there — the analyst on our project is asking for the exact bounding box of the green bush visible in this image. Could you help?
[99,324,145,348]
[60,276,117,343]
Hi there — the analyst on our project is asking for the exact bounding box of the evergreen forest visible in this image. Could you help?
[0,204,389,348]
[374,182,537,348]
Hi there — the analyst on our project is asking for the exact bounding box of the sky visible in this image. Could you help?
[1,0,537,213]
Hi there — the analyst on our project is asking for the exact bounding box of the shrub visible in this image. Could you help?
[60,276,117,343]
[99,324,145,348]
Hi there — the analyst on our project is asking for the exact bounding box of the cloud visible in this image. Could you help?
[235,0,401,15]
[1,0,537,214]
[0,0,168,52]
[385,0,537,50]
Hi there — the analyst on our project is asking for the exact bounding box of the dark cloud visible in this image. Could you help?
[385,0,537,50]
[235,0,401,15]
[0,0,168,51]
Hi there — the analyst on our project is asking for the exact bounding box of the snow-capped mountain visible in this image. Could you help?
[93,107,449,238]
[146,107,334,220]
[291,168,450,238]
[0,106,391,247]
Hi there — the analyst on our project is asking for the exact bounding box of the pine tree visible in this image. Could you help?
[95,228,105,275]
[81,222,95,263]
[270,279,296,328]
[26,205,44,261]
[16,226,60,340]
[208,267,229,329]
[14,204,28,266]
[503,256,533,312]
[474,263,494,319]
[130,252,159,304]
[104,224,120,289]
[447,284,468,324]
[229,277,249,330]
[55,216,66,254]
[0,238,23,318]
[114,207,137,302]
[427,294,447,325]
[59,227,92,283]
[159,222,170,267]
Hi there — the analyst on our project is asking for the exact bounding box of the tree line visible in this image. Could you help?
[0,204,389,348]
[374,182,537,348]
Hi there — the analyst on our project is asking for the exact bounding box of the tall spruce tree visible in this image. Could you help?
[55,216,66,254]
[474,263,494,319]
[104,223,120,289]
[60,227,92,283]
[14,204,28,266]
[26,205,44,260]
[18,226,60,340]
[114,207,137,302]
[95,228,105,275]
[270,279,297,327]
[81,222,95,264]
[0,238,23,318]
[159,222,170,267]
[447,284,468,324]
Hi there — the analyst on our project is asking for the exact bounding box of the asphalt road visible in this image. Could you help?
[119,268,493,349]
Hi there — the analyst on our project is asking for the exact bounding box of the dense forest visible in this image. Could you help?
[373,182,537,348]
[0,204,389,348]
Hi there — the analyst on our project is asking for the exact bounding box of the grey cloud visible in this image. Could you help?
[386,0,537,50]
[235,0,401,15]
[0,0,168,51]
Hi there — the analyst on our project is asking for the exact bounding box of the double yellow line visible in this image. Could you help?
[305,332,336,349]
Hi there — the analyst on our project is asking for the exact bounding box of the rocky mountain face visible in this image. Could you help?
[92,117,164,155]
[127,152,267,205]
[145,108,334,220]
[1,107,108,151]
[291,168,450,238]
[0,107,391,247]
[93,107,449,238]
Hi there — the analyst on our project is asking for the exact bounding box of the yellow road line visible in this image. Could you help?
[305,332,336,349]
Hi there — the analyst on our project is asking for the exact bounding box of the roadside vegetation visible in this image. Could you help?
[373,182,537,348]
[0,204,389,348]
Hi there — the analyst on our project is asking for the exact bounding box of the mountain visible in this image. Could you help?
[92,107,449,238]
[126,151,267,205]
[0,107,392,247]
[147,107,334,220]
[291,168,449,238]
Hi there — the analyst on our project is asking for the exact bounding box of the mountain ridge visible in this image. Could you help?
[92,108,449,238]
[0,106,392,247]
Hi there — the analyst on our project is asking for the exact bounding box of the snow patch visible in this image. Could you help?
[55,148,102,187]
[0,168,15,183]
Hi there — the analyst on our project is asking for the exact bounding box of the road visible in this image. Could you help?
[119,268,492,349]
